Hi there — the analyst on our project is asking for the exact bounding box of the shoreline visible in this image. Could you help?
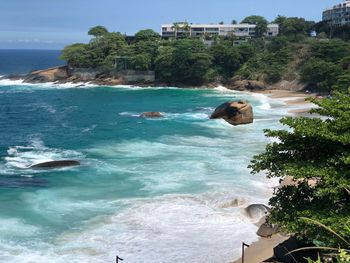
[0,78,316,262]
[231,90,315,263]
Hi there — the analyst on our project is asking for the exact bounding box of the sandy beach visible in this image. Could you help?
[258,89,317,114]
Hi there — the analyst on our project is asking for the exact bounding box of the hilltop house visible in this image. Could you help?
[161,23,279,39]
[323,0,350,26]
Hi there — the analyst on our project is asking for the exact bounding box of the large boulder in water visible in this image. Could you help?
[245,204,271,219]
[24,66,69,83]
[210,101,253,126]
[140,112,163,118]
[30,160,80,169]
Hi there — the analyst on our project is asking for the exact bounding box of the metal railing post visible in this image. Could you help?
[242,242,250,263]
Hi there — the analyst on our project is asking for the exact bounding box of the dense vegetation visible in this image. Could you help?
[250,90,350,261]
[61,16,350,91]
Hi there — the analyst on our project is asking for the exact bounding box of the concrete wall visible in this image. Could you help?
[121,70,155,82]
[71,68,155,83]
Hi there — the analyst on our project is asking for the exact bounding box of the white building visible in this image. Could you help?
[161,23,279,38]
[323,0,350,26]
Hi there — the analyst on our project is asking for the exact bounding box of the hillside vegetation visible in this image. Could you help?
[61,16,350,93]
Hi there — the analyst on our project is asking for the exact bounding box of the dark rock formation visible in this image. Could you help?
[228,80,266,91]
[272,236,319,263]
[23,66,69,83]
[210,101,254,126]
[30,160,80,169]
[245,204,271,219]
[0,74,24,80]
[140,112,163,118]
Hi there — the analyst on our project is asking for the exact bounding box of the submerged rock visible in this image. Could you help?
[0,177,47,188]
[140,112,163,118]
[30,160,80,169]
[245,204,270,219]
[210,101,253,126]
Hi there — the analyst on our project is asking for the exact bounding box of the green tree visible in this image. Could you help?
[155,46,175,82]
[241,15,268,37]
[171,39,212,84]
[266,36,289,52]
[333,74,350,92]
[275,16,314,39]
[88,26,109,37]
[130,54,151,70]
[134,29,160,42]
[61,43,89,68]
[155,39,213,84]
[309,40,350,63]
[171,22,191,38]
[88,32,128,68]
[314,21,331,38]
[341,56,350,70]
[210,42,241,78]
[300,58,342,93]
[249,91,350,247]
[132,40,160,68]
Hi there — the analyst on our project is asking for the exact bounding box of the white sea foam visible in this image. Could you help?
[119,110,211,121]
[0,78,26,86]
[0,87,290,262]
[4,138,83,171]
[0,78,97,89]
[0,218,39,238]
[0,191,266,263]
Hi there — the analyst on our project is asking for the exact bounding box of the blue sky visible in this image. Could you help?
[0,0,340,49]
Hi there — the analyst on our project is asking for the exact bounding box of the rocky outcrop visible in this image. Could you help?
[257,222,279,238]
[140,112,163,118]
[30,160,80,169]
[228,80,267,91]
[244,204,271,219]
[210,101,254,126]
[24,66,69,83]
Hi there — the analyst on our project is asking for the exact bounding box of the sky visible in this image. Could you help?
[0,0,341,49]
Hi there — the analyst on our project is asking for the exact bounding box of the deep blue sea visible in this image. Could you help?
[0,49,63,75]
[0,50,289,263]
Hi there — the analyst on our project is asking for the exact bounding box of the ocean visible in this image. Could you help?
[0,50,63,75]
[0,50,287,263]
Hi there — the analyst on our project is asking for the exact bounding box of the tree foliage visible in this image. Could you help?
[275,16,314,40]
[300,58,342,92]
[242,15,268,37]
[155,39,213,84]
[249,91,350,247]
[88,26,109,37]
[61,17,350,90]
[134,29,160,42]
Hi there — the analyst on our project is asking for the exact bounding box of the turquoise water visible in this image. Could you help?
[0,81,287,263]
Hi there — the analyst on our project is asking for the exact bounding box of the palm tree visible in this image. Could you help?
[171,23,181,39]
[182,22,191,38]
